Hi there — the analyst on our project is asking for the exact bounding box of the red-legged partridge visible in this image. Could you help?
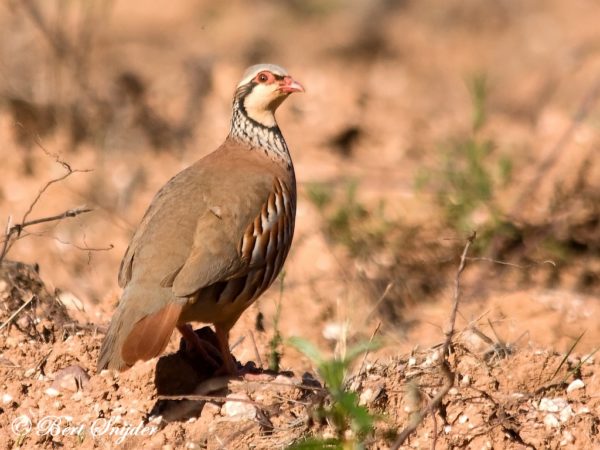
[98,64,304,374]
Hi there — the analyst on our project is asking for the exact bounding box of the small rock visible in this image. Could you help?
[544,414,560,429]
[45,387,60,397]
[566,379,585,393]
[221,394,256,420]
[51,365,90,392]
[0,356,17,368]
[358,388,373,406]
[577,406,590,415]
[448,387,459,396]
[560,430,575,446]
[581,354,595,365]
[423,351,440,367]
[273,374,294,385]
[408,357,417,367]
[201,402,222,419]
[322,322,343,341]
[538,397,568,412]
[559,405,574,423]
[24,368,36,378]
[461,375,470,386]
[149,415,163,426]
[2,393,13,404]
[57,291,84,311]
[359,387,379,406]
[443,425,452,434]
[458,415,468,424]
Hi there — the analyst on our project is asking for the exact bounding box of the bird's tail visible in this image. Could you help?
[97,288,182,372]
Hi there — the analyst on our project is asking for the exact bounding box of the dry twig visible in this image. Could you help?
[391,232,475,450]
[0,295,36,332]
[0,135,94,264]
[0,206,92,265]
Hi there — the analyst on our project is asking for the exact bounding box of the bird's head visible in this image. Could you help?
[234,64,304,128]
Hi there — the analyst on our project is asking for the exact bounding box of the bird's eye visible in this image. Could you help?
[258,73,269,83]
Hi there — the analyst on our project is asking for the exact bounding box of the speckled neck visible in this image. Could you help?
[229,97,293,172]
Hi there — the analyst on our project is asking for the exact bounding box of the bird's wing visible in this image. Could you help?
[118,142,292,298]
[169,172,295,298]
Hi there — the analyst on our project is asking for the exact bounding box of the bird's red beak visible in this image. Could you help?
[279,76,305,94]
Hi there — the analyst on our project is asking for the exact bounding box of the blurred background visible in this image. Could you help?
[1,0,599,364]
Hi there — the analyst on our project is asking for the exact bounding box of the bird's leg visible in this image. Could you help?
[214,325,238,376]
[177,324,221,368]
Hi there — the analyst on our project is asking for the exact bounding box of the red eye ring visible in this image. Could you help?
[257,72,269,83]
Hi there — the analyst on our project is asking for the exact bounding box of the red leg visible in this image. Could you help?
[215,325,238,376]
[177,324,221,368]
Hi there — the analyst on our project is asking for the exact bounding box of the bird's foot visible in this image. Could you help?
[177,324,222,369]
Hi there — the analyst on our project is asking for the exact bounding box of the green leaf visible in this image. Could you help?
[288,336,324,365]
[342,339,382,365]
[287,437,343,450]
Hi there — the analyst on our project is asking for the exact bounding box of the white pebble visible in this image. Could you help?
[560,430,574,445]
[2,393,13,404]
[408,357,417,367]
[57,291,84,311]
[543,414,560,429]
[538,397,568,412]
[44,387,60,397]
[443,425,452,434]
[458,415,468,424]
[322,323,343,341]
[221,394,256,420]
[460,375,470,386]
[566,379,585,393]
[149,415,163,425]
[581,354,595,364]
[577,406,590,415]
[559,406,574,423]
[423,351,440,367]
[359,388,375,406]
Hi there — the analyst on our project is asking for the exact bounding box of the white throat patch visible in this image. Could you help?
[242,84,279,127]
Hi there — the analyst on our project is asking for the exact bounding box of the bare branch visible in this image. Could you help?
[392,232,475,450]
[16,129,92,225]
[0,207,92,265]
[466,256,556,269]
[0,295,36,332]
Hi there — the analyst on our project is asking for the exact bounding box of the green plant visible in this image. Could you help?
[287,337,380,449]
[419,73,514,250]
[307,180,389,257]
